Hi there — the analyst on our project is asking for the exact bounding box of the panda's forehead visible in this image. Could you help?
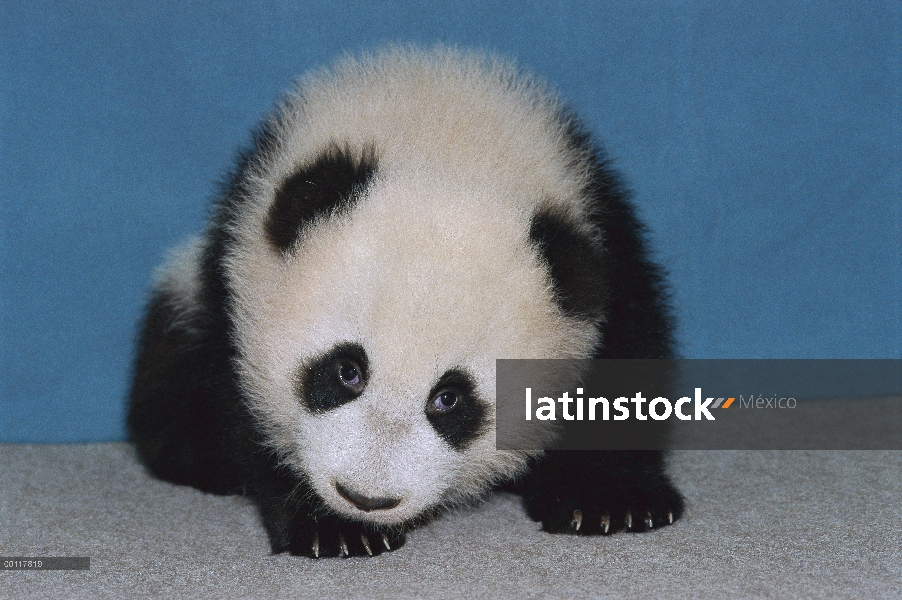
[278,172,562,366]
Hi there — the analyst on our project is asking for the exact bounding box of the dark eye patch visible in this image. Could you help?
[424,368,487,451]
[297,342,369,413]
[266,143,378,252]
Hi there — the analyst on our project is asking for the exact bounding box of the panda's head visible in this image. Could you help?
[223,48,606,526]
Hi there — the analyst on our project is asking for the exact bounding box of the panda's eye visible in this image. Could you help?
[299,342,369,413]
[428,389,459,414]
[337,360,363,389]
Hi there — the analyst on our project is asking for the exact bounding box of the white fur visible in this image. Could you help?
[164,47,602,525]
[153,236,205,332]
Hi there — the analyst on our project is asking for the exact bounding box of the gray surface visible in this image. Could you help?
[2,443,901,599]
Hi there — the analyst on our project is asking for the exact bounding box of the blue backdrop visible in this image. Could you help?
[2,1,899,442]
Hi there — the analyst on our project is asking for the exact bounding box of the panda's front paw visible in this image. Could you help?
[520,451,685,536]
[527,498,682,535]
[288,515,406,558]
[524,477,684,535]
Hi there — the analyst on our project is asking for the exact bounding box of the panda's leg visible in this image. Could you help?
[517,450,684,534]
[127,290,240,495]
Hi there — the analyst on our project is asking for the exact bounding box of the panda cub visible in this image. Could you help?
[129,46,684,558]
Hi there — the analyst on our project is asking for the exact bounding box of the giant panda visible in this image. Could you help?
[128,46,684,558]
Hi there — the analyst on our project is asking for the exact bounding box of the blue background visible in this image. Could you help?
[2,1,899,442]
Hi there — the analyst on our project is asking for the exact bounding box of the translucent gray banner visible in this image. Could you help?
[495,360,902,450]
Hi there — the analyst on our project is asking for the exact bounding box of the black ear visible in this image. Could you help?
[529,207,609,321]
[265,144,378,251]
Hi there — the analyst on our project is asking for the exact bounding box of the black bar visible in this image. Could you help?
[1,557,90,570]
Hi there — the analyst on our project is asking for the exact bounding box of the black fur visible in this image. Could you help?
[424,368,488,451]
[128,69,683,559]
[265,143,378,252]
[128,289,242,495]
[529,209,609,321]
[516,450,684,534]
[569,119,675,361]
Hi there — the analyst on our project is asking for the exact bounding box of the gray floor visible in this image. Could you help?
[2,443,901,599]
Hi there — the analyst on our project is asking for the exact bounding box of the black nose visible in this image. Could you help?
[335,482,401,512]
